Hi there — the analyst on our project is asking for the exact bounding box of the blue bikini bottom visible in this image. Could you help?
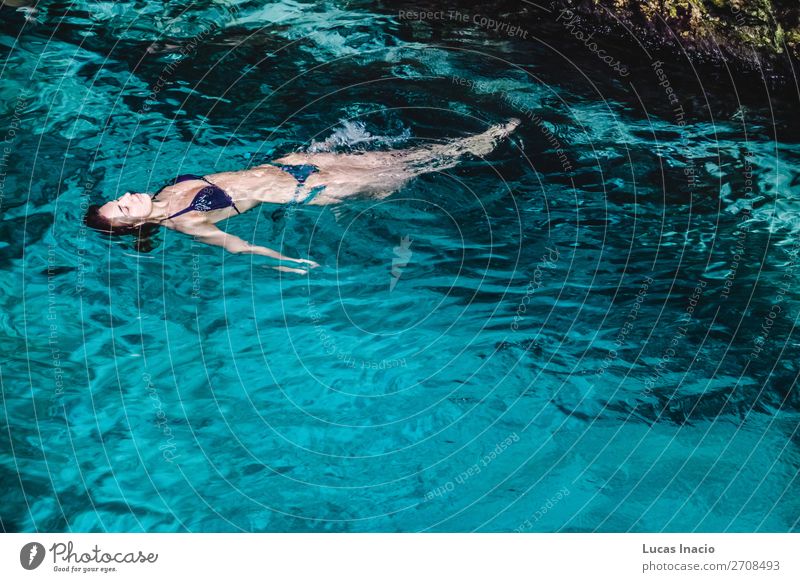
[269,162,325,220]
[271,163,325,205]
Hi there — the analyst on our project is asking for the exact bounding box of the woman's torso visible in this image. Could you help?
[156,165,302,226]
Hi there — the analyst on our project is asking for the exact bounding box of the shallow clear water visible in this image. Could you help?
[1,1,799,532]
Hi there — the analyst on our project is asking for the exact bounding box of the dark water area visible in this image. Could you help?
[1,1,799,532]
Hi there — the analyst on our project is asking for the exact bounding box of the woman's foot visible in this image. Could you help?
[457,118,521,157]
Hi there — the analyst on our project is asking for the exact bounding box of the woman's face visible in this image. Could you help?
[98,192,153,227]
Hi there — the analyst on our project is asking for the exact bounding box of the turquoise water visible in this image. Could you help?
[1,1,799,532]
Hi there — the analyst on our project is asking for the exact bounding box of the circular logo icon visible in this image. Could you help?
[20,542,45,570]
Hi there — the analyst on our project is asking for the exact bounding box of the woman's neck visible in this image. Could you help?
[147,198,173,222]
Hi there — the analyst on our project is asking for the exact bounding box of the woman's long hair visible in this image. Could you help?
[84,204,161,253]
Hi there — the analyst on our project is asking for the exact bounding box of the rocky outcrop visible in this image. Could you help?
[565,0,798,72]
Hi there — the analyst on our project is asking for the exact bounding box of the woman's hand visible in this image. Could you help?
[249,244,319,269]
[294,258,319,269]
[272,265,311,275]
[251,245,319,273]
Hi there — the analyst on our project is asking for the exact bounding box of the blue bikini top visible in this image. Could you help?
[154,164,321,221]
[154,174,241,220]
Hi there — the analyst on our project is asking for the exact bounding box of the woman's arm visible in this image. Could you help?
[180,222,319,270]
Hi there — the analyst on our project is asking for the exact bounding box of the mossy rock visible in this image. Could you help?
[578,0,797,70]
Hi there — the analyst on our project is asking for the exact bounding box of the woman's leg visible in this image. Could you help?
[395,118,520,172]
[274,119,519,203]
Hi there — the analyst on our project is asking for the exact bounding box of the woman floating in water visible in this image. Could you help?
[86,119,519,274]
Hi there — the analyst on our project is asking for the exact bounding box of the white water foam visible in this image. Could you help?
[306,119,411,153]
